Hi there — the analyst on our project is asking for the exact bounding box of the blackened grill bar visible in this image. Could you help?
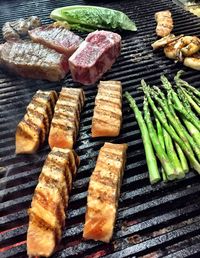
[1,0,200,257]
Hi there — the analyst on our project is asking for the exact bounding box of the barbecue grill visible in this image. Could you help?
[1,0,200,257]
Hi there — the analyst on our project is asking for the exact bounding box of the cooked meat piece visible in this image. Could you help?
[2,16,41,41]
[49,87,85,149]
[155,10,173,37]
[184,53,200,71]
[16,90,58,154]
[83,142,127,243]
[27,147,80,257]
[69,30,121,85]
[92,81,122,137]
[151,34,184,50]
[29,25,83,57]
[0,42,69,81]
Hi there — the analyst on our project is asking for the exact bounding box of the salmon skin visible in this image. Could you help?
[27,147,80,257]
[155,10,173,37]
[92,81,122,137]
[49,87,85,150]
[83,142,128,243]
[29,25,83,58]
[16,90,58,154]
[0,42,69,81]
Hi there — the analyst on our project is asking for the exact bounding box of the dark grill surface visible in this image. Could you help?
[1,0,200,257]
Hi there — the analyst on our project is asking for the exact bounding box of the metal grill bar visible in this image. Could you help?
[1,0,200,257]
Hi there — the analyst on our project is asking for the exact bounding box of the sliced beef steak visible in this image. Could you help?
[29,26,83,58]
[0,42,69,81]
[68,30,121,85]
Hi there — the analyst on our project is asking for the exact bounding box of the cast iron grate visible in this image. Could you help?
[0,0,200,257]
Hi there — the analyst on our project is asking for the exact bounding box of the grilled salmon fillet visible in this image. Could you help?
[92,81,122,137]
[83,142,127,243]
[16,90,58,154]
[155,10,173,37]
[27,147,80,257]
[49,87,85,149]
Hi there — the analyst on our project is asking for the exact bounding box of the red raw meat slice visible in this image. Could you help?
[68,30,121,85]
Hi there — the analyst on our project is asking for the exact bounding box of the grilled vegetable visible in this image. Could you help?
[161,75,200,131]
[125,92,160,184]
[143,97,176,180]
[175,70,200,98]
[50,5,137,32]
[141,79,200,174]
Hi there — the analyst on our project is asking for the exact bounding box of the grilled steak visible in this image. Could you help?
[83,143,127,242]
[16,90,58,154]
[0,42,69,81]
[2,16,41,41]
[27,147,80,257]
[49,87,85,149]
[92,81,122,137]
[29,25,83,57]
[69,30,121,85]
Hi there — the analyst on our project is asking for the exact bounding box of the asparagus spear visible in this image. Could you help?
[177,88,199,122]
[125,92,160,184]
[151,86,196,160]
[175,70,200,98]
[174,141,189,174]
[161,75,200,131]
[163,127,184,179]
[158,105,189,174]
[155,117,168,182]
[141,79,200,174]
[167,92,200,162]
[179,87,200,115]
[157,106,185,178]
[187,90,200,107]
[143,97,176,180]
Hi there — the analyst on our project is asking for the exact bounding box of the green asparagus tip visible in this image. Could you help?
[175,70,185,80]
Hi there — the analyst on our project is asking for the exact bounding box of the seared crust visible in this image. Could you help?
[27,147,79,257]
[155,10,173,37]
[0,42,69,81]
[16,90,58,154]
[49,87,85,149]
[83,143,127,243]
[92,81,122,137]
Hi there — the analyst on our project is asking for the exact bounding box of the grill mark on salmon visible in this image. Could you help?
[83,142,127,243]
[16,90,57,154]
[44,159,71,195]
[27,147,80,257]
[92,81,122,137]
[49,87,85,149]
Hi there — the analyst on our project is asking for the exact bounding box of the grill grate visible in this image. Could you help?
[1,0,200,257]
